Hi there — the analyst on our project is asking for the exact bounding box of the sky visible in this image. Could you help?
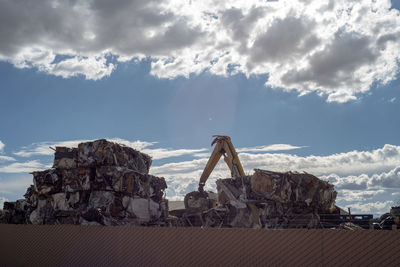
[1,0,400,216]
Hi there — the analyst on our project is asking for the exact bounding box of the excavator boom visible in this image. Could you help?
[198,135,245,191]
[184,135,245,211]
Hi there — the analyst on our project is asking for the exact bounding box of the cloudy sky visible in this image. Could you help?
[1,0,400,216]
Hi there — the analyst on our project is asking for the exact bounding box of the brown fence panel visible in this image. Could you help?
[0,225,399,266]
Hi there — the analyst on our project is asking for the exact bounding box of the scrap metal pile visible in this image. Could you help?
[1,135,380,230]
[1,139,168,226]
[375,206,400,230]
[183,169,338,229]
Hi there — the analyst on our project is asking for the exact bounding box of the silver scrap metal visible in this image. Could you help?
[1,139,168,226]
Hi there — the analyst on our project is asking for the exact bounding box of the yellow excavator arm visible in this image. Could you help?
[198,135,245,192]
[184,135,245,211]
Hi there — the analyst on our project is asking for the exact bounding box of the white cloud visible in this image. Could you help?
[348,201,393,214]
[300,165,400,215]
[370,166,400,188]
[4,138,400,215]
[323,173,369,190]
[236,144,400,176]
[13,139,155,157]
[236,144,305,153]
[322,166,400,190]
[9,139,400,189]
[0,0,399,102]
[12,138,205,161]
[142,148,208,160]
[0,141,4,152]
[47,55,115,80]
[0,196,8,209]
[0,155,16,162]
[150,144,400,216]
[0,0,204,80]
[0,174,32,195]
[103,138,156,152]
[13,140,90,157]
[0,140,15,162]
[0,160,49,173]
[339,189,385,202]
[152,144,400,182]
[2,138,400,215]
[153,0,400,103]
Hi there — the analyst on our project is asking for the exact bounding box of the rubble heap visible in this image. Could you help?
[0,199,30,224]
[376,206,400,230]
[214,169,337,229]
[1,139,168,226]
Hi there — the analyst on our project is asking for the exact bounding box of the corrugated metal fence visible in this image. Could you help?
[0,225,399,266]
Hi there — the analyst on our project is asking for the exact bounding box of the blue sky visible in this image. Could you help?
[1,0,400,216]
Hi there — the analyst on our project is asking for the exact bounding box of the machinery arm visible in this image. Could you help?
[198,136,245,192]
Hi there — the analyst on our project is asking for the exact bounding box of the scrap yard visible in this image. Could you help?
[2,0,400,265]
[2,137,398,230]
[0,137,399,266]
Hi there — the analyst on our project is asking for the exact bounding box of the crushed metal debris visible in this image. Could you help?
[1,139,168,226]
[1,138,398,230]
[173,169,339,229]
[215,169,337,229]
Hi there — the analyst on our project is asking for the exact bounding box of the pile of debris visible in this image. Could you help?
[1,139,168,226]
[0,199,30,225]
[375,206,400,230]
[202,169,337,229]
